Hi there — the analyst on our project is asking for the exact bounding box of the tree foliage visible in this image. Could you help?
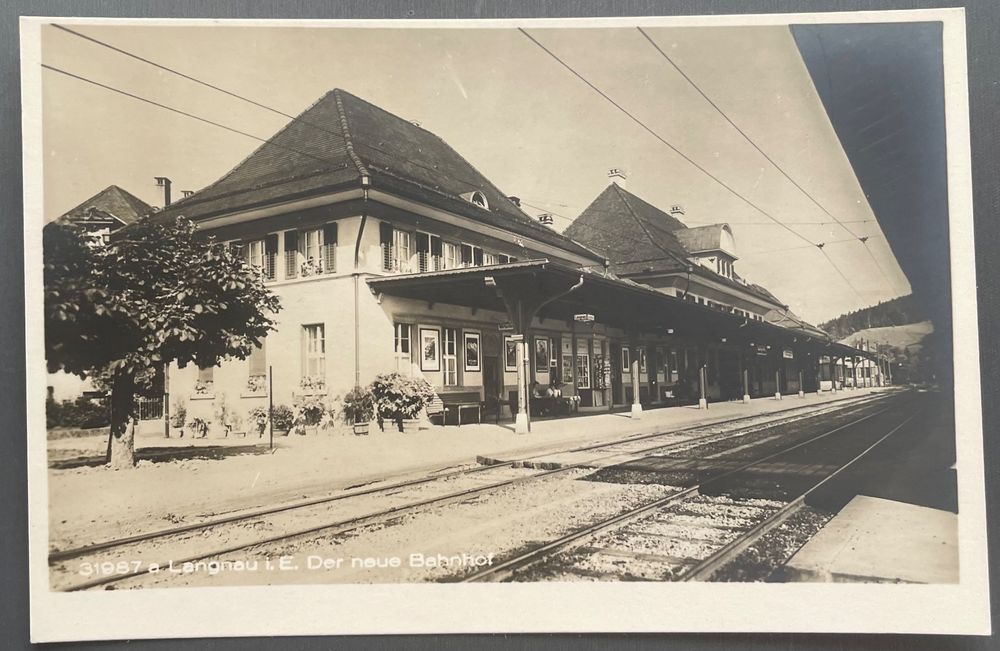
[818,294,925,340]
[44,216,281,466]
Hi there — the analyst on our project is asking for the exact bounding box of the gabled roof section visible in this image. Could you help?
[563,183,691,275]
[764,307,831,340]
[674,223,736,257]
[157,89,602,263]
[56,185,152,227]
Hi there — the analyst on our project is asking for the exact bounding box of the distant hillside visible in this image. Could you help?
[819,294,925,340]
[839,321,934,350]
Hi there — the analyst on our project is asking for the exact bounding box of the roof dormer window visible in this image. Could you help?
[461,190,489,210]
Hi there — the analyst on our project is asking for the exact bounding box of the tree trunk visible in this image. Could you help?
[106,370,138,469]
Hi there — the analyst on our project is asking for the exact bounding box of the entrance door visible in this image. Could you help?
[610,343,623,405]
[718,351,740,401]
[482,355,501,419]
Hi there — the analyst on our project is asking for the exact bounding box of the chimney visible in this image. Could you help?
[155,177,172,207]
[538,213,555,226]
[607,167,627,188]
[670,204,685,216]
[508,196,521,207]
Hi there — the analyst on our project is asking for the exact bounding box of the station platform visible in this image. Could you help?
[783,390,958,583]
[782,495,958,583]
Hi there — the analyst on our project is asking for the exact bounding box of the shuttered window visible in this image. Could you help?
[430,235,443,270]
[249,337,267,376]
[284,230,298,279]
[416,232,430,273]
[322,222,338,273]
[264,233,278,280]
[380,222,394,271]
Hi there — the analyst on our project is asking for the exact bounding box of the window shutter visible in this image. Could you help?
[265,234,279,254]
[284,230,298,251]
[323,222,338,245]
[379,221,394,245]
[416,232,430,254]
[430,236,443,257]
[249,338,267,376]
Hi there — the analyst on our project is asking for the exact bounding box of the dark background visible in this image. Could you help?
[1,1,997,649]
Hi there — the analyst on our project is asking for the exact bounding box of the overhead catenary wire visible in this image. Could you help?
[49,24,510,200]
[41,63,344,170]
[52,24,884,303]
[518,28,868,303]
[638,26,900,296]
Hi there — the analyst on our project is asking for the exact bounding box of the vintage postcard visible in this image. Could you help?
[21,8,988,641]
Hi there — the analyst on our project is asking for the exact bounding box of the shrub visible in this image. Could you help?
[341,386,375,425]
[370,373,435,423]
[271,404,294,431]
[170,402,187,428]
[294,395,327,429]
[189,417,209,437]
[248,406,269,435]
[46,397,110,429]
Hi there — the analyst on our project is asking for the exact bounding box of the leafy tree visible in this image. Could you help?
[44,217,281,468]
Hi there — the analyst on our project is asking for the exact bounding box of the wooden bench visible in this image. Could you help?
[439,391,483,426]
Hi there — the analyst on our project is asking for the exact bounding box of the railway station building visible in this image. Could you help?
[156,89,876,432]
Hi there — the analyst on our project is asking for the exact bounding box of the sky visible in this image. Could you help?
[39,21,912,324]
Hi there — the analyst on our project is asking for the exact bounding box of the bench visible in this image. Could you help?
[439,391,484,426]
[509,390,580,420]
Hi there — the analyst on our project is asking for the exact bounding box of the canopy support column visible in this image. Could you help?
[493,272,584,435]
[741,356,750,404]
[629,334,642,419]
[698,348,708,410]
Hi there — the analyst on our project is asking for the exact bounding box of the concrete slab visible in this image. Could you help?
[783,495,958,583]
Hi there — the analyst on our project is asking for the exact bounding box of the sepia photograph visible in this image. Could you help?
[20,7,988,641]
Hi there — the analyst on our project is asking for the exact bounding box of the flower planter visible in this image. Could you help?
[400,418,420,434]
[353,421,370,436]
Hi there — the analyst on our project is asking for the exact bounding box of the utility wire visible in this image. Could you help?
[50,24,509,201]
[519,28,866,303]
[41,64,341,170]
[638,26,899,296]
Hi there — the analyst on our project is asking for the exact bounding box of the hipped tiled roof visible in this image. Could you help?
[563,183,691,275]
[156,89,602,263]
[565,183,828,322]
[56,185,152,226]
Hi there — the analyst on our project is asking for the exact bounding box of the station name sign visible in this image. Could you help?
[782,348,794,359]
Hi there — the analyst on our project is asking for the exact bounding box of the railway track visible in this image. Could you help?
[460,394,917,583]
[51,391,893,591]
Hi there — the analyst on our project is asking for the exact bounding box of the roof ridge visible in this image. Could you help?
[332,89,370,178]
[613,185,691,268]
[333,89,601,258]
[165,90,352,213]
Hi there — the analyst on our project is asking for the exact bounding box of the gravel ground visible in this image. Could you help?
[516,494,784,582]
[709,506,833,582]
[105,469,680,588]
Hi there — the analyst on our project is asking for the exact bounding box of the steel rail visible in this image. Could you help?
[460,396,909,583]
[50,391,884,564]
[679,410,919,582]
[56,396,890,591]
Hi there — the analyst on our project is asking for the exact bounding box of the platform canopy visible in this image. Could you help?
[367,260,871,360]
